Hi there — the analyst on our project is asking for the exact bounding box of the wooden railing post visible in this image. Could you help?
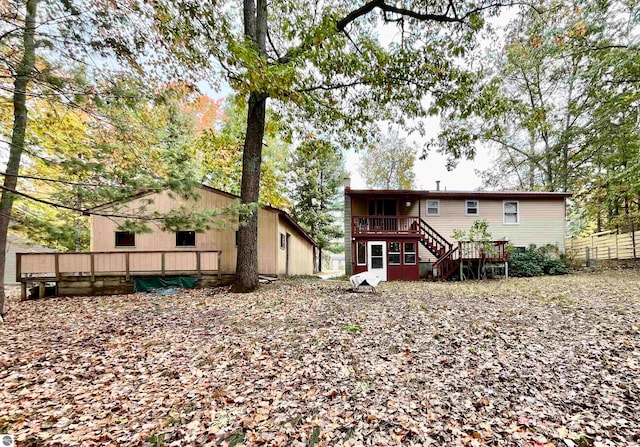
[90,253,95,282]
[196,251,201,279]
[217,251,222,278]
[54,253,60,280]
[15,253,21,283]
[125,252,130,281]
[161,252,165,276]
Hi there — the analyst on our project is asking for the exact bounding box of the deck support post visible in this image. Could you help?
[161,252,165,276]
[125,252,130,281]
[217,252,222,278]
[196,252,201,279]
[504,261,508,279]
[38,282,45,299]
[460,261,463,281]
[90,253,95,282]
[54,254,60,280]
[20,282,26,301]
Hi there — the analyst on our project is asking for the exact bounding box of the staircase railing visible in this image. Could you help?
[433,246,460,280]
[418,218,452,257]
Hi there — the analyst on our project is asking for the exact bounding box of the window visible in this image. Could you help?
[356,242,366,265]
[465,200,479,216]
[280,233,286,250]
[370,244,384,268]
[115,231,135,247]
[176,230,196,247]
[235,231,239,246]
[388,242,401,265]
[404,242,416,264]
[427,200,440,216]
[504,201,519,224]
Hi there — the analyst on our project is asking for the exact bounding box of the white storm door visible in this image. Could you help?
[367,241,387,281]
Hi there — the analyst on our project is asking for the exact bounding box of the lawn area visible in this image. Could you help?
[1,272,639,446]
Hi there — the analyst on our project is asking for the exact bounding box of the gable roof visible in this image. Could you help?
[87,185,317,247]
[345,188,571,200]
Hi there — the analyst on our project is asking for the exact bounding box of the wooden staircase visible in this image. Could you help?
[417,218,459,280]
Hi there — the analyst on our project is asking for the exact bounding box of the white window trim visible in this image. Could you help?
[388,242,401,265]
[356,241,367,265]
[426,199,440,216]
[465,200,480,216]
[404,242,417,265]
[503,200,520,225]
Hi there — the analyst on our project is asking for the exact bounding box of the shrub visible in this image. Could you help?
[509,245,569,277]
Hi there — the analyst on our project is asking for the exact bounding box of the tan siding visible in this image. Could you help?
[418,198,566,261]
[277,218,315,275]
[257,208,277,275]
[91,187,288,275]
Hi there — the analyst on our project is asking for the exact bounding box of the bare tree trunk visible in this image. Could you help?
[233,0,268,292]
[0,0,38,316]
[232,92,266,292]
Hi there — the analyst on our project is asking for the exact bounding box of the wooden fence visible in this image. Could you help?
[565,230,639,265]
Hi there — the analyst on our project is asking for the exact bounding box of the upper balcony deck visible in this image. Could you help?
[352,215,421,236]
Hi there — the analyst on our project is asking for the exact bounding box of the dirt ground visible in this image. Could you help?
[1,271,639,446]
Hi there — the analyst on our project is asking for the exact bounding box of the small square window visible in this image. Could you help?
[280,233,286,249]
[427,200,439,216]
[176,230,196,247]
[115,231,135,247]
[465,200,479,216]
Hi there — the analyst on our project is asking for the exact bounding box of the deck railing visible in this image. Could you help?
[16,250,222,282]
[458,240,509,261]
[352,216,420,234]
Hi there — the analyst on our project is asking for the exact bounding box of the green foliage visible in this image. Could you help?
[359,131,416,190]
[8,82,213,250]
[196,99,290,209]
[437,0,640,235]
[509,245,569,277]
[342,323,362,334]
[289,138,345,256]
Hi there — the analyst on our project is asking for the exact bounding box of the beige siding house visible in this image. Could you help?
[90,185,316,277]
[345,186,570,280]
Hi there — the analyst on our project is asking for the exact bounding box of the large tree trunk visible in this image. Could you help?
[0,0,38,316]
[232,92,267,292]
[233,0,267,292]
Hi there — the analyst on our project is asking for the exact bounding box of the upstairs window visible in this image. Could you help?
[465,200,479,216]
[280,233,286,250]
[427,200,440,216]
[115,231,135,247]
[176,230,196,247]
[504,201,520,224]
[388,242,401,265]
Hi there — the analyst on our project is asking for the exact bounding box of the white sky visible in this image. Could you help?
[345,147,493,191]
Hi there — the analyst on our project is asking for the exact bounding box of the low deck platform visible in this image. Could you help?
[16,250,223,299]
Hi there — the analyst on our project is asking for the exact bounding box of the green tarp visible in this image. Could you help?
[133,276,198,293]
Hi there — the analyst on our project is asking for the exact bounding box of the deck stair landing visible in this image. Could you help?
[417,219,459,280]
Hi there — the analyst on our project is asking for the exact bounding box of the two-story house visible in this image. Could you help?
[344,180,570,281]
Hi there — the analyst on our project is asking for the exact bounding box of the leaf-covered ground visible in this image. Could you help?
[1,272,639,446]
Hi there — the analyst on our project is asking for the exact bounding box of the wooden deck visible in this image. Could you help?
[16,250,222,299]
[352,215,421,235]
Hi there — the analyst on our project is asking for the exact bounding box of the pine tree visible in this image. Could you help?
[289,139,345,272]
